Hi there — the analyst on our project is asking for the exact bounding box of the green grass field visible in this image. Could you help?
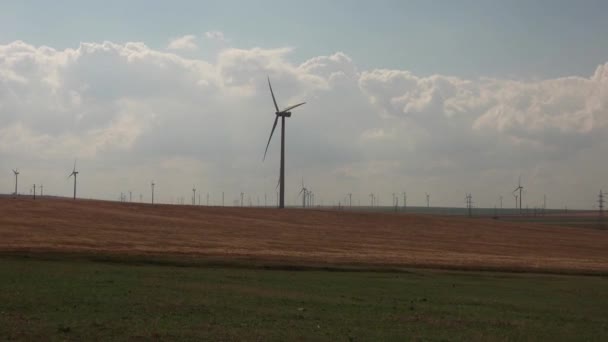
[1,256,607,341]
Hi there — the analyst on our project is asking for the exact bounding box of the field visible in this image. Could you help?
[1,197,608,340]
[1,256,607,341]
[1,198,607,273]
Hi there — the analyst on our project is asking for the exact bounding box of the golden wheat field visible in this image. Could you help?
[1,197,607,273]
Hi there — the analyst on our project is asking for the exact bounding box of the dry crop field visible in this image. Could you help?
[1,197,607,273]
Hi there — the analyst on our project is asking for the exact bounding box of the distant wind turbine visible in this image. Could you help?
[263,77,306,209]
[12,169,19,196]
[68,160,79,200]
[513,176,523,213]
[151,181,155,204]
[298,178,308,208]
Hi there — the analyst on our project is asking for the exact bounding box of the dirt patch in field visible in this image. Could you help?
[1,198,607,273]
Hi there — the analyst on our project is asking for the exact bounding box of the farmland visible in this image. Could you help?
[1,198,607,273]
[1,197,607,340]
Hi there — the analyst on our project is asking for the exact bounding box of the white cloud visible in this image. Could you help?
[1,39,607,208]
[167,35,198,51]
[204,31,227,42]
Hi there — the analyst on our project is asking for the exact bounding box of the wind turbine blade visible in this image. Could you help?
[73,159,77,172]
[298,188,305,196]
[268,77,279,112]
[280,102,305,113]
[263,115,279,161]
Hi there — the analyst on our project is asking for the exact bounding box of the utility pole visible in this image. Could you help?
[599,190,605,214]
[465,193,472,218]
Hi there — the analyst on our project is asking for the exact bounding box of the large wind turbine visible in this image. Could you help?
[263,77,306,209]
[68,160,79,200]
[12,169,19,196]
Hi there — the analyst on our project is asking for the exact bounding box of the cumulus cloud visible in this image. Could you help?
[167,35,198,51]
[0,39,607,208]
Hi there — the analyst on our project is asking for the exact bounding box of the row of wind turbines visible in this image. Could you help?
[6,77,603,214]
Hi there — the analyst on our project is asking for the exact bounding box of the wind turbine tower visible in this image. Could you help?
[68,160,79,200]
[426,193,430,208]
[192,186,196,205]
[151,181,155,205]
[263,77,306,209]
[12,169,19,196]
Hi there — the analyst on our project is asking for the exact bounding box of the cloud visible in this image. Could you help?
[204,31,227,42]
[167,35,198,51]
[0,39,607,208]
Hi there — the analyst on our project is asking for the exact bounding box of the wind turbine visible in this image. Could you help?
[298,178,308,208]
[192,186,196,205]
[68,160,79,200]
[151,181,155,204]
[426,193,430,208]
[513,177,523,214]
[12,169,19,196]
[263,77,306,209]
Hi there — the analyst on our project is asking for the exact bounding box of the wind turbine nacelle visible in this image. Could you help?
[277,112,292,117]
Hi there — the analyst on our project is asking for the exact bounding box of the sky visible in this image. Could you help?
[0,1,607,208]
